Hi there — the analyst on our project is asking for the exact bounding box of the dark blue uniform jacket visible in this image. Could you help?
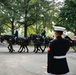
[47,36,74,74]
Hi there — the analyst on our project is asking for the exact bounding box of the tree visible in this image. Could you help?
[19,0,61,36]
[58,0,76,35]
[0,0,21,35]
[16,0,55,37]
[0,0,62,36]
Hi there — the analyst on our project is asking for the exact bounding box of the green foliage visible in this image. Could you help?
[0,0,62,36]
[58,0,76,35]
[14,0,57,36]
[0,0,22,34]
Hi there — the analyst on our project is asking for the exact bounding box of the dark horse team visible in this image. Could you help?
[0,33,53,53]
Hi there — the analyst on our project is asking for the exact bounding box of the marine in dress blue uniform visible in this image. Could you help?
[47,26,74,75]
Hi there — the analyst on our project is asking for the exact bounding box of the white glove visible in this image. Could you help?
[63,31,67,37]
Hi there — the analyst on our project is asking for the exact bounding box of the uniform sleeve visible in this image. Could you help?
[65,36,74,46]
[47,41,54,57]
[47,41,54,73]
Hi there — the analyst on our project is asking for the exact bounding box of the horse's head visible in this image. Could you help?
[44,36,53,44]
[0,35,5,43]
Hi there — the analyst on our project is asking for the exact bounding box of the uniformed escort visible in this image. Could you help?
[47,26,74,75]
[41,29,46,39]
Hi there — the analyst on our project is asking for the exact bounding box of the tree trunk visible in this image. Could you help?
[11,21,14,35]
[75,28,76,35]
[24,23,27,37]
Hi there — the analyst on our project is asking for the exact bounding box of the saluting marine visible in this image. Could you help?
[47,26,74,75]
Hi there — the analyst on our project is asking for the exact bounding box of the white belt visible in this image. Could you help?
[53,55,66,59]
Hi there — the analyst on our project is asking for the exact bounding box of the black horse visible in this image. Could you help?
[17,36,31,53]
[0,35,15,52]
[30,34,53,53]
[30,34,44,53]
[0,35,31,53]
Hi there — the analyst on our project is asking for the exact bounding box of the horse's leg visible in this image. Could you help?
[19,46,24,53]
[25,46,29,53]
[23,46,25,52]
[18,45,22,52]
[8,45,12,52]
[39,45,45,53]
[35,45,39,53]
[9,42,15,52]
[12,47,15,52]
[33,44,36,52]
[41,43,47,53]
[21,46,25,52]
[8,44,13,53]
[43,45,46,52]
[10,44,14,53]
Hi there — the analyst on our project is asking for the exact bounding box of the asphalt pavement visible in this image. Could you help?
[0,45,76,75]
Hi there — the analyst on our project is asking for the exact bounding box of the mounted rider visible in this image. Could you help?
[41,29,46,43]
[14,30,18,43]
[14,30,18,38]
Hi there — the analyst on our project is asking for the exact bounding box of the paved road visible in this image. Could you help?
[0,45,76,75]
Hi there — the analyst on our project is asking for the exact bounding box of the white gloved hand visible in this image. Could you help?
[63,31,67,37]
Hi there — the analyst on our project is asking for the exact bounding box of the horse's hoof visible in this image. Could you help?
[38,49,40,51]
[9,50,11,52]
[35,51,38,53]
[42,50,44,53]
[10,51,13,53]
[19,51,22,53]
[9,50,13,53]
[33,50,35,52]
[27,51,29,53]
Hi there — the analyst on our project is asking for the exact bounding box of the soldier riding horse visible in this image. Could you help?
[30,34,53,53]
[0,35,31,53]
